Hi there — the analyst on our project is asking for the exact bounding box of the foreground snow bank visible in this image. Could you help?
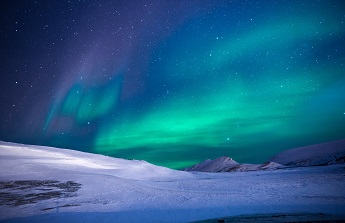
[1,141,345,222]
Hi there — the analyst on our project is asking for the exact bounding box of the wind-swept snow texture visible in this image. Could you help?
[1,141,345,222]
[269,138,345,167]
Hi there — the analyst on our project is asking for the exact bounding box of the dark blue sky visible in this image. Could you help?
[1,0,345,169]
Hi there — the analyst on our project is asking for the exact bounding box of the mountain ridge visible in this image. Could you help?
[184,139,345,172]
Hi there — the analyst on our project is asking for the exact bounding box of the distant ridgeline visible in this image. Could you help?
[184,139,345,172]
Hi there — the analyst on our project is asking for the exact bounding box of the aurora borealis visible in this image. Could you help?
[1,0,345,169]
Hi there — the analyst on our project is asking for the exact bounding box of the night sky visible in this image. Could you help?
[1,0,345,169]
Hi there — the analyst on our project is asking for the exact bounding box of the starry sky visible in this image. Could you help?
[1,0,345,169]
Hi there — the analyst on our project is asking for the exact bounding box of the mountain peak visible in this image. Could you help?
[184,156,239,172]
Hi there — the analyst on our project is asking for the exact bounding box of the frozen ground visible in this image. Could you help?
[0,141,345,222]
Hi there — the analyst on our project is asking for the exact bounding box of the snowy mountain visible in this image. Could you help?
[184,139,345,172]
[226,161,286,172]
[184,156,239,172]
[269,139,345,167]
[1,141,345,222]
[184,156,285,172]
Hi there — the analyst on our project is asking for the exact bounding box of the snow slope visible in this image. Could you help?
[1,141,345,222]
[184,156,285,172]
[269,138,345,167]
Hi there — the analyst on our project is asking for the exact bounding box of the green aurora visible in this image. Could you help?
[91,3,345,169]
[3,1,344,170]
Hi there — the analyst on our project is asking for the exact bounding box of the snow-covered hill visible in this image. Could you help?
[269,139,345,167]
[184,156,285,172]
[0,141,185,181]
[1,141,345,222]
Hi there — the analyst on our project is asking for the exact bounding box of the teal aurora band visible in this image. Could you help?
[0,0,344,169]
